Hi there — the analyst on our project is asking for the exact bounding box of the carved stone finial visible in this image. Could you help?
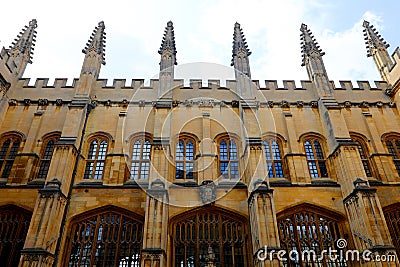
[300,23,325,66]
[9,19,38,63]
[362,20,390,57]
[82,21,106,65]
[231,22,251,66]
[158,21,177,65]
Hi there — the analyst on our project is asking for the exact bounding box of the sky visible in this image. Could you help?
[0,0,399,87]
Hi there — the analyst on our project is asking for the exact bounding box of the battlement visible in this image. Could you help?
[14,77,389,92]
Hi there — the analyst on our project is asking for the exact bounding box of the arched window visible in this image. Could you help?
[67,207,143,267]
[219,139,239,179]
[84,138,108,180]
[278,205,346,266]
[37,136,59,179]
[263,139,284,178]
[0,205,32,267]
[0,136,21,178]
[385,137,400,176]
[175,138,195,180]
[304,139,328,178]
[384,204,400,256]
[351,136,372,177]
[130,139,151,180]
[172,207,250,267]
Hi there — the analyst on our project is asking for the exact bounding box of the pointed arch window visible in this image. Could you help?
[219,139,239,179]
[351,136,372,177]
[130,139,151,180]
[384,204,400,256]
[304,139,328,178]
[84,138,108,180]
[0,206,32,267]
[0,136,21,178]
[263,139,284,178]
[37,136,59,179]
[385,137,400,176]
[278,206,347,266]
[67,208,143,267]
[175,138,195,180]
[172,208,250,267]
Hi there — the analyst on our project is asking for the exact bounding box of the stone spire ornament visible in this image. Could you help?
[9,19,37,64]
[362,20,390,57]
[231,22,251,68]
[300,23,325,66]
[82,21,106,65]
[159,21,177,67]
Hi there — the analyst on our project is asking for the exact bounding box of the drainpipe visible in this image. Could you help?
[52,102,94,267]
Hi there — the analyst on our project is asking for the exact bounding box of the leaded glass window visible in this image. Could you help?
[130,139,151,180]
[304,139,328,178]
[219,140,239,179]
[84,138,108,180]
[351,137,372,177]
[67,208,143,267]
[175,138,195,180]
[385,137,400,176]
[37,137,59,179]
[0,137,21,178]
[263,139,284,178]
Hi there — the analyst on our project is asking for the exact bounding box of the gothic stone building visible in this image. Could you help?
[0,19,400,267]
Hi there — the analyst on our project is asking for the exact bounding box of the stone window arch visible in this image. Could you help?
[84,135,109,180]
[218,137,239,180]
[383,133,400,176]
[301,133,328,178]
[129,135,152,180]
[66,206,143,267]
[170,206,250,267]
[277,203,347,266]
[350,133,373,177]
[263,135,285,178]
[175,135,197,181]
[0,133,22,178]
[36,133,60,180]
[0,205,32,266]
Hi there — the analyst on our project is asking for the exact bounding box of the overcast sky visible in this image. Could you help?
[1,0,399,87]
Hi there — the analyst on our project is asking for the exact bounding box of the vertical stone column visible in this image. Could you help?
[18,179,67,267]
[248,181,280,267]
[141,179,169,267]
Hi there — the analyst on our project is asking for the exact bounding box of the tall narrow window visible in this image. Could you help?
[385,137,400,176]
[219,139,239,179]
[84,138,108,180]
[130,139,151,180]
[37,137,59,179]
[351,137,372,177]
[0,137,20,178]
[67,208,143,267]
[263,139,284,178]
[175,138,195,180]
[304,139,328,178]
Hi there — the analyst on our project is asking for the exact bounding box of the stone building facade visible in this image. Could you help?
[0,19,400,267]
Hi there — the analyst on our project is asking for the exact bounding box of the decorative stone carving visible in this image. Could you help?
[359,101,369,108]
[38,98,49,106]
[8,99,17,106]
[24,99,31,106]
[376,101,383,107]
[199,180,216,204]
[296,101,304,108]
[310,101,318,108]
[55,98,63,106]
[389,101,396,107]
[121,99,129,107]
[344,101,352,108]
[280,100,289,108]
[105,100,112,106]
[139,100,146,107]
[267,101,274,108]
